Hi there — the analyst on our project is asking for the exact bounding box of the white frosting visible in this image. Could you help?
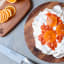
[32,5,64,58]
[0,0,5,6]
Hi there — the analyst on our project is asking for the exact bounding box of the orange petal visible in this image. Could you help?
[38,34,43,41]
[47,13,57,27]
[41,40,46,45]
[56,24,64,36]
[54,42,57,48]
[47,42,51,48]
[47,42,56,50]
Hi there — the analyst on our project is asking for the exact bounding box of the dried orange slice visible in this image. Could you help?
[47,13,57,27]
[56,24,64,35]
[0,11,5,23]
[7,0,16,3]
[5,6,16,16]
[3,9,10,18]
[5,9,12,18]
[1,9,8,23]
[44,30,56,43]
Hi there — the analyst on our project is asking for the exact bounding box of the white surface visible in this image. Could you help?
[0,44,33,64]
[0,45,25,64]
[0,0,64,64]
[0,53,17,64]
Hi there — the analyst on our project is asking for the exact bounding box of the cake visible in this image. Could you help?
[24,2,64,63]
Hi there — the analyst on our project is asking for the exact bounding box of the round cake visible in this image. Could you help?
[24,2,64,63]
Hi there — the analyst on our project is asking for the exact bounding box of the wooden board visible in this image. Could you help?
[0,0,31,36]
[24,2,64,63]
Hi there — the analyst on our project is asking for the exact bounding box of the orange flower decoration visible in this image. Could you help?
[38,13,64,50]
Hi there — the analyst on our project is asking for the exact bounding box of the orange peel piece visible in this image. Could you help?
[7,0,16,3]
[47,13,57,27]
[56,24,64,36]
[5,6,16,16]
[44,30,56,43]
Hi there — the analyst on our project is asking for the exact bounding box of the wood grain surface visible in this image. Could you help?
[24,2,64,63]
[0,0,31,37]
